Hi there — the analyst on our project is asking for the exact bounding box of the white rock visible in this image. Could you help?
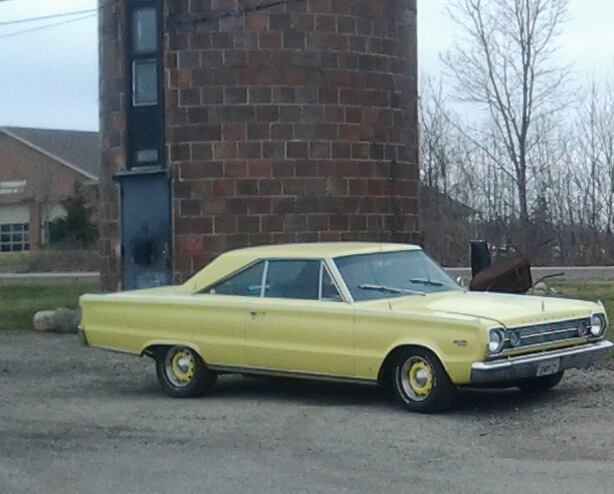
[33,311,56,332]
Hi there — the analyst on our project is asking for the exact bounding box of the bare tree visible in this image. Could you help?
[574,73,614,260]
[419,77,464,196]
[443,0,571,226]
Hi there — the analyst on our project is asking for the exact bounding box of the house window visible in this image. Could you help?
[127,0,163,168]
[0,223,30,252]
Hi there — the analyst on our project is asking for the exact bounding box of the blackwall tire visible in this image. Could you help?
[391,348,456,413]
[155,346,217,398]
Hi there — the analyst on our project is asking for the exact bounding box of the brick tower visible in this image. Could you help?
[99,0,418,290]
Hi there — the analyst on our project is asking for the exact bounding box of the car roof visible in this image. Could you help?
[222,242,421,259]
[180,242,421,293]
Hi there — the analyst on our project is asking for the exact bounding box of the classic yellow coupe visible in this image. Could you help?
[80,243,613,413]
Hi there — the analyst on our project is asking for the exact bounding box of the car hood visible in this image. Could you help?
[381,290,601,328]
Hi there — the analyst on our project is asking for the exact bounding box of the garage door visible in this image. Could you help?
[0,204,30,251]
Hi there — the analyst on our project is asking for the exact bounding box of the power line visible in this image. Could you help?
[0,9,96,27]
[0,13,96,40]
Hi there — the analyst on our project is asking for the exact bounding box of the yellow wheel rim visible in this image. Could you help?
[408,361,433,397]
[165,348,195,388]
[400,356,434,402]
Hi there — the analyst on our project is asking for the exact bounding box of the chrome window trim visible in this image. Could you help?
[326,258,354,303]
[319,261,344,302]
[318,262,324,300]
[260,260,270,298]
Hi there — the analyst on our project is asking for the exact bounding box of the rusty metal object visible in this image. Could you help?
[469,255,533,294]
[470,240,492,277]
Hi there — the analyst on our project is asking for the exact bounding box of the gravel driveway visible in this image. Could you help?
[1,332,613,494]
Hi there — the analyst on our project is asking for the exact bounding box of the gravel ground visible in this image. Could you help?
[1,332,613,494]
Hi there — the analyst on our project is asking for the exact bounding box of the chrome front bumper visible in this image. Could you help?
[470,340,614,384]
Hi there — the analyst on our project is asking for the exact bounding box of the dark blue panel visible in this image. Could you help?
[119,172,171,290]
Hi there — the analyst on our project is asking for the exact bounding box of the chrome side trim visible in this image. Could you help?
[471,340,614,384]
[208,364,377,386]
[85,344,140,357]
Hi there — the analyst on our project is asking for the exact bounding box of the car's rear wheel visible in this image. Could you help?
[391,348,455,413]
[517,371,564,393]
[155,346,217,398]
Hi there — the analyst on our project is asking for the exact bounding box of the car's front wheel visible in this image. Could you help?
[391,348,456,413]
[155,346,217,398]
[517,371,564,393]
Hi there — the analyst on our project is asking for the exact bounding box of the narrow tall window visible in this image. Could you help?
[127,1,163,167]
[132,7,157,54]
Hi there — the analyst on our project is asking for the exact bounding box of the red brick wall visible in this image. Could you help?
[167,0,419,280]
[99,0,419,288]
[98,0,128,291]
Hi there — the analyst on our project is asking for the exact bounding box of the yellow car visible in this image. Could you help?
[80,243,613,413]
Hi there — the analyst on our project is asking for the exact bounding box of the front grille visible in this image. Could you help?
[505,318,590,350]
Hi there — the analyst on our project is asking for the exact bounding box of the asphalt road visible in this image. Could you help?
[3,266,614,283]
[1,332,613,494]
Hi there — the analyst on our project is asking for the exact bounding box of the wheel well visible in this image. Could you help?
[142,345,170,360]
[141,344,207,366]
[377,345,442,387]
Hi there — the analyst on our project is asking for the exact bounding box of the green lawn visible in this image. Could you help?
[0,281,99,331]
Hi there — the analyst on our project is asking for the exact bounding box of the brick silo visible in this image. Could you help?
[98,0,418,290]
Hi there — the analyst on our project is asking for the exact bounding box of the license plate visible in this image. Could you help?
[536,359,560,376]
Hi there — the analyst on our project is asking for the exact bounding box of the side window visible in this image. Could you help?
[265,260,320,300]
[209,262,264,297]
[321,266,343,302]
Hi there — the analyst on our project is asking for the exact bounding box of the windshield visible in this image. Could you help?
[334,250,459,301]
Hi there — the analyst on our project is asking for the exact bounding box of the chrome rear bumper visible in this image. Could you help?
[77,325,89,347]
[470,340,613,384]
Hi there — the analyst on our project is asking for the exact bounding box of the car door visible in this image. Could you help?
[190,261,266,367]
[245,259,355,378]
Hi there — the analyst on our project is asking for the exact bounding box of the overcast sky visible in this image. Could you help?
[0,0,612,131]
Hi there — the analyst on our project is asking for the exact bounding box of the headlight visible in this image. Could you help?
[590,313,607,337]
[488,328,506,354]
